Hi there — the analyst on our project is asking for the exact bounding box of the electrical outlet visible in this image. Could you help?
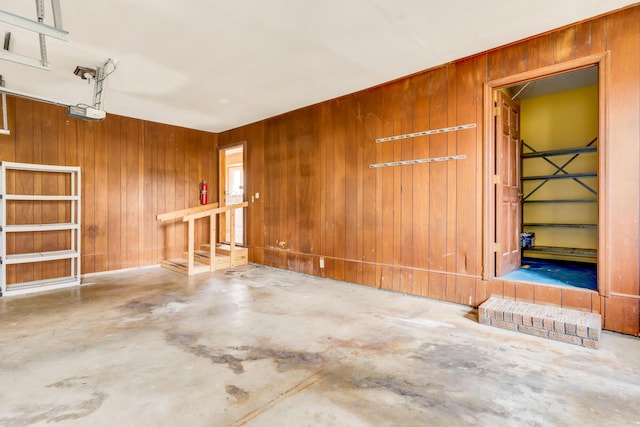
[319,257,325,268]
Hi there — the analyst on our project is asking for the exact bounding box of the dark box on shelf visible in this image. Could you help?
[521,232,535,249]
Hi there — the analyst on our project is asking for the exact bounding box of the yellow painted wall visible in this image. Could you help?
[520,85,598,262]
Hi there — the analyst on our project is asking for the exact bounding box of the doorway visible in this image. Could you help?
[485,55,607,292]
[218,144,245,246]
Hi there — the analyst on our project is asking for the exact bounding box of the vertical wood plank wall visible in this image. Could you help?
[0,102,217,280]
[1,6,638,336]
[220,6,640,335]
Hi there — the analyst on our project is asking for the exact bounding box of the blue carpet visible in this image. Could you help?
[501,258,597,291]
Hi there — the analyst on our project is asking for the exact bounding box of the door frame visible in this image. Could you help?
[482,52,609,296]
[218,141,247,246]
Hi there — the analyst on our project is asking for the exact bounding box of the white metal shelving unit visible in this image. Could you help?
[0,161,81,296]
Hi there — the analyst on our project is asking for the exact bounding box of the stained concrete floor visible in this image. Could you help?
[1,265,639,427]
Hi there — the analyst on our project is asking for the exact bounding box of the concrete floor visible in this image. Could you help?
[1,265,639,427]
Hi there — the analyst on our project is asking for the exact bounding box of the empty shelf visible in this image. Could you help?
[521,146,597,158]
[2,195,79,201]
[523,223,597,229]
[521,173,597,181]
[523,199,597,203]
[523,246,597,257]
[5,250,79,264]
[4,223,79,232]
[0,161,80,173]
[2,276,80,296]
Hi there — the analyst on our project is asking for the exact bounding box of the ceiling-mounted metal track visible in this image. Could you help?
[50,0,63,29]
[0,50,51,70]
[0,9,68,41]
[0,0,68,70]
[36,0,49,67]
[0,93,9,136]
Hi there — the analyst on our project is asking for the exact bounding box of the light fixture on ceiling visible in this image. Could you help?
[73,65,96,81]
[69,58,118,121]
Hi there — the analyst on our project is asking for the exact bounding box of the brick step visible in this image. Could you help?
[479,296,601,349]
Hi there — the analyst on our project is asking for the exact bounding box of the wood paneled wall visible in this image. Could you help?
[0,97,217,281]
[2,6,638,336]
[221,5,640,335]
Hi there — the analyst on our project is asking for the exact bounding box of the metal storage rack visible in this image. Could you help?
[520,139,597,259]
[0,161,81,296]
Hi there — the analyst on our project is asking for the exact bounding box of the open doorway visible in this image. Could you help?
[491,65,601,291]
[218,144,245,246]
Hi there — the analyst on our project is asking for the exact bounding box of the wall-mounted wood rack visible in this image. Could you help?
[369,154,466,169]
[375,123,476,143]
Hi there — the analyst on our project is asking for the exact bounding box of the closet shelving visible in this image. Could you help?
[520,139,597,259]
[0,161,81,296]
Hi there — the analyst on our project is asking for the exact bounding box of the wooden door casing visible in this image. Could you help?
[218,145,245,245]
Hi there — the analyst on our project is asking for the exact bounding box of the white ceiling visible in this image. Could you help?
[0,1,636,133]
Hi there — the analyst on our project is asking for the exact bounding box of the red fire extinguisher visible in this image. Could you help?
[199,180,208,205]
